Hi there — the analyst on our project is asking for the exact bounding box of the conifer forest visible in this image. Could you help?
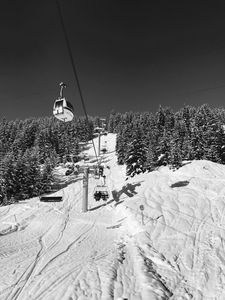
[1,104,225,205]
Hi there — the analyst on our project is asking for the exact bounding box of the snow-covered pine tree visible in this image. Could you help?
[116,131,126,165]
[40,157,54,194]
[35,128,53,163]
[190,104,222,161]
[107,110,116,133]
[116,123,134,165]
[169,132,183,170]
[108,111,122,133]
[202,120,225,163]
[145,143,158,171]
[156,105,166,131]
[155,106,175,166]
[2,151,19,201]
[145,124,160,171]
[125,128,147,178]
[22,147,42,198]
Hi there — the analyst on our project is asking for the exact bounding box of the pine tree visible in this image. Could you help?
[146,143,158,171]
[108,111,122,133]
[125,128,147,178]
[40,157,54,194]
[2,151,18,201]
[145,125,160,171]
[116,132,127,165]
[169,131,183,170]
[35,128,53,163]
[116,123,134,165]
[157,131,171,166]
[21,147,42,198]
[156,105,166,131]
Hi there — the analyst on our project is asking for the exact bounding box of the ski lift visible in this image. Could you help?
[93,165,104,179]
[101,148,107,154]
[93,185,109,201]
[93,172,109,201]
[80,152,89,161]
[101,141,107,154]
[84,154,89,161]
[100,118,106,129]
[53,82,74,122]
[78,141,87,151]
[65,154,78,164]
[94,127,103,134]
[94,167,100,179]
[99,165,104,176]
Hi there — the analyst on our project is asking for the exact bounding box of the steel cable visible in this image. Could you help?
[55,0,99,165]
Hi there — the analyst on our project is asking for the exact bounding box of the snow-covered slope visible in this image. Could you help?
[1,133,225,299]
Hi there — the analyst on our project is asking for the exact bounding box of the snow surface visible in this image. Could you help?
[1,133,225,299]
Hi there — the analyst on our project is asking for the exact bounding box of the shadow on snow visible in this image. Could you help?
[170,180,189,188]
[89,181,143,211]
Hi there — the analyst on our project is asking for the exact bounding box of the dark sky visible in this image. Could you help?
[1,0,225,120]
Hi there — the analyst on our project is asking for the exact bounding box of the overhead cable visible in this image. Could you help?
[55,0,99,164]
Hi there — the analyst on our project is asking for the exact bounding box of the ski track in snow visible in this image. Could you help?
[1,134,225,299]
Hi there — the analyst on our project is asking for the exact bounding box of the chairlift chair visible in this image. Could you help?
[83,153,89,161]
[101,148,107,154]
[93,185,109,201]
[93,164,104,179]
[94,127,103,134]
[78,141,86,151]
[101,190,109,201]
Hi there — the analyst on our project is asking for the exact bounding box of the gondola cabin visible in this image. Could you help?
[53,98,74,122]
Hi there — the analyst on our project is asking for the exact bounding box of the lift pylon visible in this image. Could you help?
[82,167,89,212]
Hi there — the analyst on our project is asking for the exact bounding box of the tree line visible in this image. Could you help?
[1,104,225,205]
[107,105,225,178]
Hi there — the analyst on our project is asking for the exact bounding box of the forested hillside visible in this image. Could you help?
[0,115,102,204]
[108,104,225,177]
[1,103,225,205]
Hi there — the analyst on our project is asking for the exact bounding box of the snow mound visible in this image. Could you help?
[116,159,225,299]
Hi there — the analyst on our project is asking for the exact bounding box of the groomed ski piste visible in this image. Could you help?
[1,133,225,299]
